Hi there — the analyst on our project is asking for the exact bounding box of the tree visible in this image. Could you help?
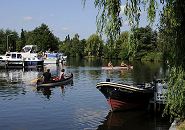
[60,35,71,56]
[20,29,26,49]
[26,23,59,51]
[71,33,81,57]
[85,34,104,57]
[83,0,157,40]
[130,26,157,60]
[116,31,130,59]
[0,29,19,53]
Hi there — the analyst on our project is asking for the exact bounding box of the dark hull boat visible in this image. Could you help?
[37,73,73,87]
[96,81,154,111]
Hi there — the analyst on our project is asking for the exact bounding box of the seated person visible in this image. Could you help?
[60,69,65,80]
[108,61,113,68]
[120,61,128,67]
[43,69,51,83]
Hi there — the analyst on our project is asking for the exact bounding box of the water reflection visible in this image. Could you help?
[97,111,171,130]
[0,69,26,100]
[36,81,74,99]
[37,87,52,99]
[131,61,167,83]
[0,68,44,100]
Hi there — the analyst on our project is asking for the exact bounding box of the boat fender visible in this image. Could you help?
[106,78,110,82]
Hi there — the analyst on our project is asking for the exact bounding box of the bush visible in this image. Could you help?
[141,52,163,62]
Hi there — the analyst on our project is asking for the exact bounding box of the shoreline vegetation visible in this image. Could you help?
[0,25,163,63]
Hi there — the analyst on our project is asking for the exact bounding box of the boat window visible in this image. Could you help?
[12,54,16,59]
[17,54,22,59]
[23,47,31,52]
[6,54,10,56]
[0,57,2,59]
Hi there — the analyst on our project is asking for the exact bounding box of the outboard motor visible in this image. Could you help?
[106,78,110,82]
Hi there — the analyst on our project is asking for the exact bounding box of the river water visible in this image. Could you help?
[0,58,170,130]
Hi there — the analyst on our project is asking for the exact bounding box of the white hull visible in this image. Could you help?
[0,45,44,68]
[44,58,58,64]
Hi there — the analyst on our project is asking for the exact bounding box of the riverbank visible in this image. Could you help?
[176,120,185,130]
[169,119,185,130]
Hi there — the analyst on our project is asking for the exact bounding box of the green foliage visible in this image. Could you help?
[116,31,129,59]
[20,29,26,50]
[59,35,71,56]
[60,34,86,58]
[82,0,158,40]
[94,0,122,40]
[159,1,185,119]
[159,1,185,68]
[164,67,185,119]
[0,29,19,53]
[141,52,163,62]
[25,23,59,51]
[85,34,104,57]
[129,26,158,60]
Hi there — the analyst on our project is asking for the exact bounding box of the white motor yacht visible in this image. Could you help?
[0,45,44,68]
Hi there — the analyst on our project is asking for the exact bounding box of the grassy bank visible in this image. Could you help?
[177,120,185,130]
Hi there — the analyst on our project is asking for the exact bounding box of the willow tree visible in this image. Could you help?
[83,0,185,120]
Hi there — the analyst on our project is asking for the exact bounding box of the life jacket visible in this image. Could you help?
[60,73,65,79]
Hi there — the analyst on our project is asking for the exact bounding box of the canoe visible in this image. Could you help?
[102,66,133,70]
[37,73,73,87]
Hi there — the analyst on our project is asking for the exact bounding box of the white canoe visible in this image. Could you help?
[102,66,133,70]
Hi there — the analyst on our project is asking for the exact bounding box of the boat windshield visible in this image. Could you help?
[22,45,37,53]
[23,47,31,52]
[6,54,10,57]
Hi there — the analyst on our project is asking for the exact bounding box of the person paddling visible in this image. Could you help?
[108,61,113,68]
[43,69,51,83]
[60,69,65,80]
[120,61,128,67]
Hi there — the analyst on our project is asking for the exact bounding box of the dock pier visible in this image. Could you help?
[149,80,167,112]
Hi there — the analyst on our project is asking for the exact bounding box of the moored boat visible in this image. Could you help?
[96,81,154,111]
[37,73,73,87]
[22,45,44,68]
[43,52,67,64]
[3,52,24,68]
[0,45,44,68]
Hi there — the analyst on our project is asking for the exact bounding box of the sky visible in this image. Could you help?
[0,0,159,41]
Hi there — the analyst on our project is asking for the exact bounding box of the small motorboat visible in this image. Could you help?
[102,65,133,70]
[96,80,154,111]
[37,73,73,87]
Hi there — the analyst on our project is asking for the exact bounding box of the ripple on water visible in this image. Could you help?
[73,108,108,129]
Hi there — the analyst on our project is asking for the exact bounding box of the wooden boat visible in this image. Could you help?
[96,81,154,111]
[102,65,133,70]
[37,73,73,87]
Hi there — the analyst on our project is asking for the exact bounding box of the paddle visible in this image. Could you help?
[31,77,43,83]
[31,74,60,83]
[31,78,38,83]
